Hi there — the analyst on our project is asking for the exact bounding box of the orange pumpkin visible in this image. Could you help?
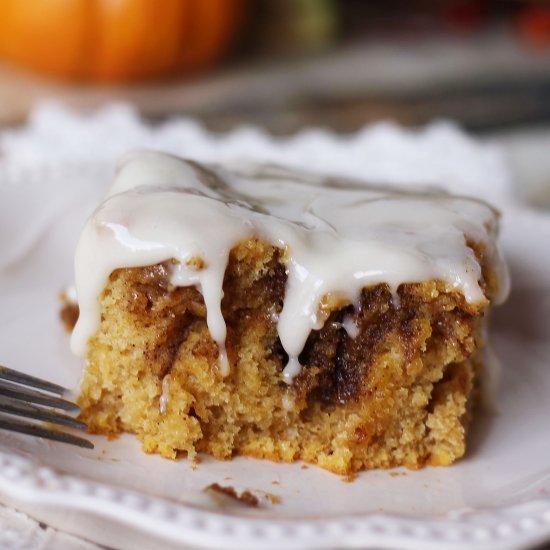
[0,0,245,81]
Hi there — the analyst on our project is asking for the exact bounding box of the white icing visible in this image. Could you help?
[159,375,170,415]
[329,315,359,339]
[71,151,509,382]
[391,292,402,310]
[342,314,359,340]
[267,305,280,324]
[282,393,295,412]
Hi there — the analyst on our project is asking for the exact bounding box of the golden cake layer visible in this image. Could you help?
[77,238,494,474]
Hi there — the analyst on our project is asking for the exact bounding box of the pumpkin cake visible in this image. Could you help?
[70,151,509,474]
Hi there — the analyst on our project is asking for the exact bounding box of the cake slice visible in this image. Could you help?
[71,151,509,474]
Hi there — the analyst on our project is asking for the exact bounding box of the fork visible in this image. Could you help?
[0,365,93,449]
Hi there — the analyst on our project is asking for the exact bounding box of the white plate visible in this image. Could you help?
[1,106,550,550]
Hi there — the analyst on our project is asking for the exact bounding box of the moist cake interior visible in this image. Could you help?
[77,238,493,474]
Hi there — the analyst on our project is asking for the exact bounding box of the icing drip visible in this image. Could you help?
[71,151,510,382]
[342,314,359,339]
[159,375,170,415]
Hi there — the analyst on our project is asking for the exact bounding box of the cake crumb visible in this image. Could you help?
[267,493,281,505]
[186,256,206,270]
[342,473,356,483]
[204,483,259,507]
[59,301,79,332]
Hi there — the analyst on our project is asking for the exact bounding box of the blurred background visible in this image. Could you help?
[1,0,550,208]
[0,0,550,134]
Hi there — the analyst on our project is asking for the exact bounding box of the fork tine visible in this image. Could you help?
[0,379,79,412]
[0,413,94,449]
[0,365,66,395]
[0,395,87,430]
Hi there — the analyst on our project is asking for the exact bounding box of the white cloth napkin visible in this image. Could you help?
[0,102,512,208]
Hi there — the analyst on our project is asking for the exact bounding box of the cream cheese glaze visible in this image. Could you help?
[71,150,510,381]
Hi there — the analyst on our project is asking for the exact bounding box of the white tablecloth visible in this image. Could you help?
[0,503,103,550]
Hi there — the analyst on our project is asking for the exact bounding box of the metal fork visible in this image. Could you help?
[0,365,93,449]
